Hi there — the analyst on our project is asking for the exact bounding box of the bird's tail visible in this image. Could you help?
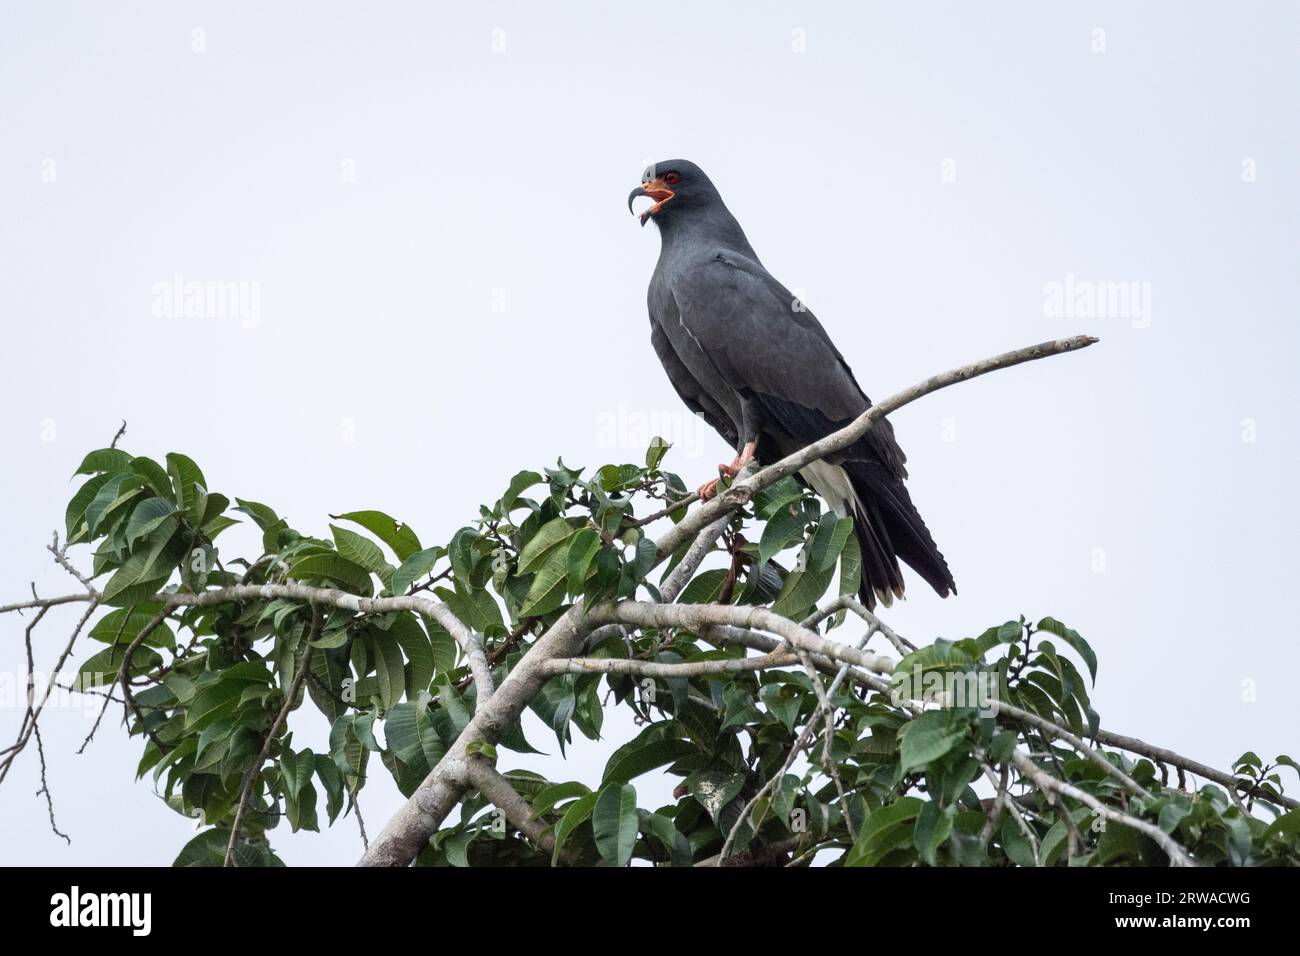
[801,460,956,610]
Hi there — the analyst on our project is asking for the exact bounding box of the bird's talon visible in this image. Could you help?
[696,478,720,501]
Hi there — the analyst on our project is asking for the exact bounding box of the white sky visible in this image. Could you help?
[2,1,1297,865]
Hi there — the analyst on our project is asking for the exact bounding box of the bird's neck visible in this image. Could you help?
[655,205,758,260]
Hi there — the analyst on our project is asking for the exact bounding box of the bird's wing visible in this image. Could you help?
[670,252,907,478]
[648,319,738,449]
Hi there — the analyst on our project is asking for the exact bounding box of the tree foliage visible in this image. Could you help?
[29,436,1296,869]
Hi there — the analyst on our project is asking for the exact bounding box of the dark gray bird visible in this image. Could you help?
[629,159,955,609]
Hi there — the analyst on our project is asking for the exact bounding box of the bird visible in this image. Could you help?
[628,159,956,609]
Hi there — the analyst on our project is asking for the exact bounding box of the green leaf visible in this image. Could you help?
[123,497,180,546]
[753,477,804,520]
[315,754,345,824]
[1037,805,1091,865]
[308,648,348,723]
[551,791,599,865]
[676,568,728,605]
[74,448,133,476]
[329,716,364,775]
[77,644,162,689]
[520,547,569,617]
[602,737,697,786]
[330,525,389,576]
[447,527,479,583]
[531,781,591,819]
[388,614,435,696]
[234,498,281,530]
[65,473,112,541]
[639,810,692,867]
[332,510,422,561]
[174,829,276,868]
[771,559,835,620]
[1264,808,1300,841]
[499,470,545,513]
[987,731,1018,764]
[838,529,862,599]
[811,515,854,572]
[84,473,142,538]
[202,515,241,540]
[185,680,247,730]
[893,640,975,683]
[759,683,800,731]
[845,797,924,866]
[759,505,807,566]
[102,518,184,603]
[88,605,174,648]
[1001,813,1036,866]
[1036,617,1098,684]
[165,452,207,512]
[425,620,458,673]
[686,770,745,826]
[772,774,800,830]
[390,547,441,596]
[290,553,374,596]
[441,587,503,636]
[645,436,671,470]
[566,528,601,594]
[280,748,313,798]
[415,696,446,768]
[282,754,319,833]
[592,783,639,867]
[371,631,406,711]
[129,457,173,497]
[519,517,578,574]
[898,710,969,773]
[384,702,425,766]
[914,801,953,866]
[720,684,764,731]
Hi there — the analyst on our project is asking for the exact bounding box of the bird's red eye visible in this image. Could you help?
[664,172,680,185]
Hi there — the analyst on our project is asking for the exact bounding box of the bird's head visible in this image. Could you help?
[627,159,720,228]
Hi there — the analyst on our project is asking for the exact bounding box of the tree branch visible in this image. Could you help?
[463,759,576,862]
[586,601,895,676]
[1009,750,1194,867]
[650,335,1098,564]
[539,649,798,679]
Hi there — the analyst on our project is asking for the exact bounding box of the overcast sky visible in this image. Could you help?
[2,1,1297,865]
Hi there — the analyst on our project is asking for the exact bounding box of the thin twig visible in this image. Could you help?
[34,724,71,844]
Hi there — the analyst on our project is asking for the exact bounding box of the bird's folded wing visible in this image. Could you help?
[649,320,738,449]
[670,253,908,478]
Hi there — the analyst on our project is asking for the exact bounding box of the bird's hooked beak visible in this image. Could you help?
[627,178,675,227]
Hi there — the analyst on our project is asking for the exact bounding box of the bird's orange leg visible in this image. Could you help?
[719,440,757,478]
[697,440,757,501]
